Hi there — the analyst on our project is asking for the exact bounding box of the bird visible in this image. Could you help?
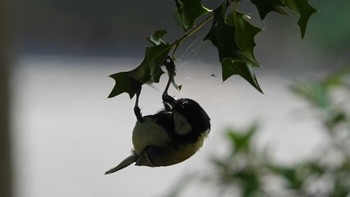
[105,61,211,174]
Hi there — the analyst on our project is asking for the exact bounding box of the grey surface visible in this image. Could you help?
[11,56,327,197]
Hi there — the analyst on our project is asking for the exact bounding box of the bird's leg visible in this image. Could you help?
[163,57,174,95]
[162,57,176,108]
[134,90,144,122]
[162,76,173,111]
[162,69,172,100]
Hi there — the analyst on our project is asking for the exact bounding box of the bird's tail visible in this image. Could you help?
[105,153,138,174]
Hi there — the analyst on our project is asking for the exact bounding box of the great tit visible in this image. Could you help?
[105,63,211,174]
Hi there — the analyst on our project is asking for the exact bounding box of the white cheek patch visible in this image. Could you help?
[173,111,192,135]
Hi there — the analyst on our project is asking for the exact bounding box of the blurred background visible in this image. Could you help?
[1,0,350,196]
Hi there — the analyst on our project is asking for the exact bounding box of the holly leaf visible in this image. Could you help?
[175,0,210,31]
[204,0,262,93]
[204,0,238,61]
[285,0,317,38]
[226,12,262,66]
[222,58,262,93]
[251,0,287,19]
[251,0,316,38]
[108,71,142,99]
[133,43,170,84]
[147,29,167,45]
[108,31,171,98]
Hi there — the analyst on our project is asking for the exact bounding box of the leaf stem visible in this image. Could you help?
[170,14,214,56]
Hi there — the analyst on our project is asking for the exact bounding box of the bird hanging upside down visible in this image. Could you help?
[105,59,211,174]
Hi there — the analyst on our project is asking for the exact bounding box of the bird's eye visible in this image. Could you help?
[178,101,187,110]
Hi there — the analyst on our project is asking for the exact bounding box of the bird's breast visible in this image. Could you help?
[143,131,209,167]
[172,131,208,162]
[132,117,170,154]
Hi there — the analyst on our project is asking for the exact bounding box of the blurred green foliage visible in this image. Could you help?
[309,1,350,54]
[170,68,350,197]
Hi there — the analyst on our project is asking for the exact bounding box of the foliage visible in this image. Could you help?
[168,69,350,197]
[108,0,317,99]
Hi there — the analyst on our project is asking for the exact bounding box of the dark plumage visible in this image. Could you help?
[105,95,211,174]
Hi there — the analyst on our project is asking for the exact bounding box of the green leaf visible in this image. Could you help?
[226,12,262,66]
[322,67,350,88]
[251,0,287,19]
[222,58,262,93]
[133,43,170,84]
[226,124,258,153]
[147,29,167,45]
[285,0,317,38]
[251,0,316,38]
[204,0,235,61]
[175,0,210,30]
[204,0,262,93]
[108,31,171,98]
[235,170,261,196]
[108,71,142,99]
[290,81,330,109]
[269,165,305,190]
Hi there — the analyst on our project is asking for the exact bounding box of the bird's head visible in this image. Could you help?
[163,94,211,136]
